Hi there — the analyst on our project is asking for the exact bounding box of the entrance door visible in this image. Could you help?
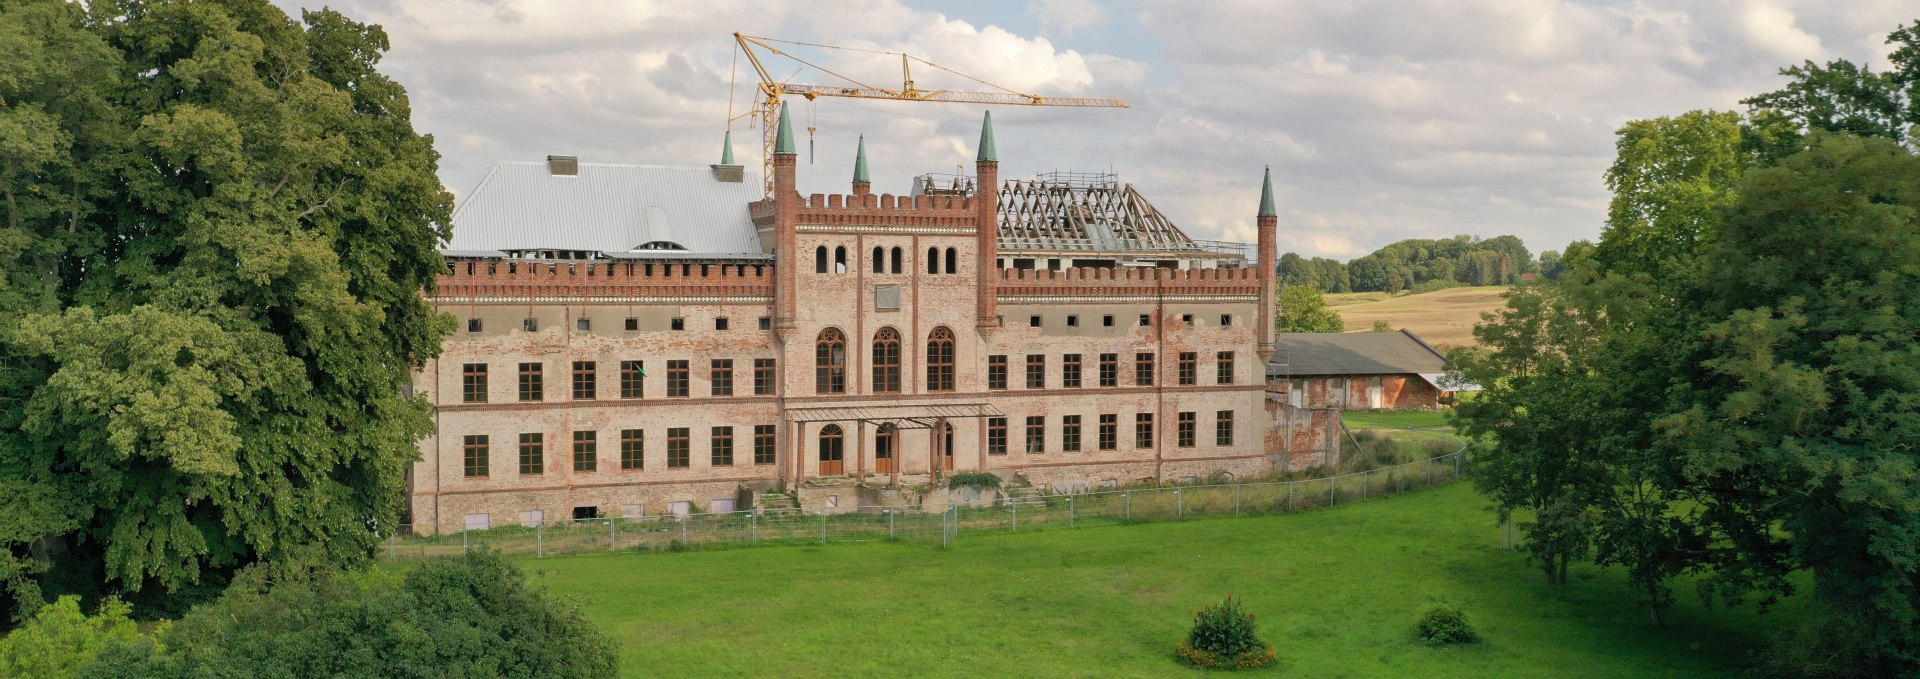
[936,421,955,471]
[1368,376,1384,409]
[875,424,897,473]
[819,424,845,476]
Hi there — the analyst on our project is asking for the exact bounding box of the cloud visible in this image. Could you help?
[272,0,1909,260]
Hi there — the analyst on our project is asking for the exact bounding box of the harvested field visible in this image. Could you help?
[1332,286,1509,349]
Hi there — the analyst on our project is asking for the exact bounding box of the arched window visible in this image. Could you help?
[815,246,828,274]
[872,246,885,273]
[890,247,903,274]
[818,424,845,476]
[834,246,847,274]
[875,423,898,473]
[815,328,846,394]
[945,247,957,274]
[927,247,939,274]
[872,327,901,393]
[926,326,955,391]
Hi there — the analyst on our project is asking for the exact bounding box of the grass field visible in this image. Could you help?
[1343,409,1453,430]
[1330,286,1510,348]
[520,483,1802,678]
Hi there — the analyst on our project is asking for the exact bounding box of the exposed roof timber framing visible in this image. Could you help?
[996,173,1207,254]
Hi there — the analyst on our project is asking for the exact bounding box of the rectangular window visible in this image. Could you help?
[987,417,1007,455]
[1103,315,1115,327]
[1025,354,1045,389]
[1062,354,1082,389]
[666,428,690,468]
[1178,352,1197,386]
[1135,413,1155,449]
[667,360,689,398]
[467,318,482,333]
[517,362,543,401]
[987,355,1008,390]
[619,429,643,470]
[711,426,733,466]
[1099,353,1118,387]
[1135,352,1155,386]
[758,317,770,330]
[624,317,638,331]
[1062,415,1081,452]
[753,425,776,465]
[572,361,596,400]
[1216,410,1235,446]
[576,317,591,332]
[462,435,488,478]
[670,317,685,331]
[573,430,597,472]
[711,359,734,397]
[518,432,543,475]
[620,360,644,399]
[1098,414,1118,451]
[1220,314,1233,327]
[1029,315,1041,327]
[1177,411,1196,448]
[1139,314,1151,327]
[522,317,537,332]
[754,358,776,396]
[462,363,487,403]
[1217,352,1235,385]
[1066,315,1079,327]
[1025,416,1045,453]
[715,317,730,331]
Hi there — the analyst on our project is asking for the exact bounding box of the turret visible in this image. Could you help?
[773,103,799,337]
[1256,166,1278,360]
[975,111,1000,330]
[852,134,872,196]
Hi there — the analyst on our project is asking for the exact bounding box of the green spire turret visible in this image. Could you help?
[853,134,870,183]
[720,130,736,165]
[1258,165,1277,218]
[976,110,997,162]
[774,102,796,155]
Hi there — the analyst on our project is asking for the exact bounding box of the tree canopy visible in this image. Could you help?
[1279,234,1536,293]
[0,0,451,619]
[1276,284,1344,333]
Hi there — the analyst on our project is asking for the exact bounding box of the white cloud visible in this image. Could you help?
[1028,0,1109,38]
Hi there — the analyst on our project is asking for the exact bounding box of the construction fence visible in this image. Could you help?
[381,449,1467,562]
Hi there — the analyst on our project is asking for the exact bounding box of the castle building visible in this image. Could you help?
[409,107,1306,534]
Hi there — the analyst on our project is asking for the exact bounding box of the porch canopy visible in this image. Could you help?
[783,403,1003,429]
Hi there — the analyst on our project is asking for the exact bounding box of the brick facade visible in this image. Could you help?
[408,144,1332,534]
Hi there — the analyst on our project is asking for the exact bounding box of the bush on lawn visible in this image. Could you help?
[1415,599,1479,646]
[1177,595,1275,670]
[946,471,1002,491]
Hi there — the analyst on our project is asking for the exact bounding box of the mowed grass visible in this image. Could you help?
[1333,286,1511,348]
[1344,409,1453,430]
[520,483,1802,678]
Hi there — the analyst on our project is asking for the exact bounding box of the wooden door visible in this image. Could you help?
[819,424,845,476]
[875,425,897,473]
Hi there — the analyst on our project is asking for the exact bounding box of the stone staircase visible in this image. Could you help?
[1002,485,1047,507]
[757,491,798,512]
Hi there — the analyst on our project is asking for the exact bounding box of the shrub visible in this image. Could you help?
[1177,595,1275,670]
[946,471,1001,491]
[1415,600,1479,646]
[0,596,144,678]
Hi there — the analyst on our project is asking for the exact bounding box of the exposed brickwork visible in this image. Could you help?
[1267,374,1441,410]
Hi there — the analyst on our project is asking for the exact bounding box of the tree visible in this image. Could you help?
[1276,284,1344,333]
[1661,133,1920,674]
[1370,320,1392,333]
[0,596,143,678]
[0,0,453,618]
[1592,110,1747,274]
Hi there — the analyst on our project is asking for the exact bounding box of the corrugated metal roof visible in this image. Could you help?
[446,162,764,256]
[1266,329,1449,376]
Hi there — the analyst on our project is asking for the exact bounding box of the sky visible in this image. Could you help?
[272,0,1916,259]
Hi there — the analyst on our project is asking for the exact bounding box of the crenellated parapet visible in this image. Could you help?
[995,266,1262,301]
[790,193,980,229]
[435,258,775,302]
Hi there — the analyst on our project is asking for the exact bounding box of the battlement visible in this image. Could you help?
[749,192,981,228]
[997,266,1263,298]
[435,258,774,300]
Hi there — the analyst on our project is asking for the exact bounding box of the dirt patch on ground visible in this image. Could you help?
[1332,286,1510,349]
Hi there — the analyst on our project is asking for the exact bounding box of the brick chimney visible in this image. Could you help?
[773,103,799,338]
[974,111,1000,330]
[1256,166,1278,361]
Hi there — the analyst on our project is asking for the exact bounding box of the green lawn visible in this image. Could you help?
[1344,409,1453,430]
[519,483,1802,678]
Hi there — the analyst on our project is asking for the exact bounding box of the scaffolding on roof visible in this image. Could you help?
[998,172,1230,257]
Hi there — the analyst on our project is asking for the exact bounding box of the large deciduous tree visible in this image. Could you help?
[1276,284,1345,333]
[0,0,451,619]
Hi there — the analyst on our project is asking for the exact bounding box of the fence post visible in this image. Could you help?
[751,512,759,545]
[888,510,896,541]
[1068,495,1075,528]
[1176,488,1184,519]
[1234,484,1241,516]
[1287,481,1294,511]
[1125,491,1132,521]
[820,512,828,544]
[610,518,617,552]
[1363,470,1369,499]
[1011,497,1018,532]
[536,521,544,559]
[388,533,397,561]
[681,515,689,546]
[1329,477,1336,506]
[1428,458,1435,486]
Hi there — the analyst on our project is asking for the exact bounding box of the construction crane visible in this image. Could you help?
[730,33,1131,195]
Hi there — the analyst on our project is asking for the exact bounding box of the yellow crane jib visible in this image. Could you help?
[729,32,1131,195]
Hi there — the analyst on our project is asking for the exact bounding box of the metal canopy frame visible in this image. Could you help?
[784,402,1003,429]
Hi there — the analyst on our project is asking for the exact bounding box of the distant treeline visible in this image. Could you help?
[1279,235,1559,293]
